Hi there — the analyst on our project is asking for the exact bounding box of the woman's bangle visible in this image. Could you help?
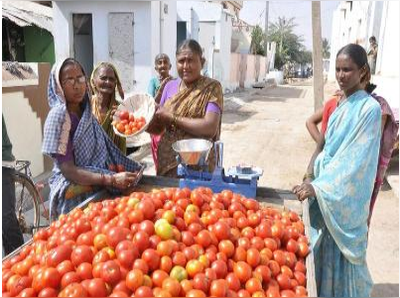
[303,173,315,181]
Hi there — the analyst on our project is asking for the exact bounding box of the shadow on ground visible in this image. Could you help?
[371,283,399,297]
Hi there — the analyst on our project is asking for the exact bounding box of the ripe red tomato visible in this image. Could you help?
[46,244,73,268]
[210,279,228,297]
[276,273,292,290]
[211,260,228,279]
[246,248,261,268]
[61,271,81,289]
[135,286,153,297]
[87,278,108,297]
[58,283,88,297]
[226,272,241,292]
[38,287,58,297]
[71,245,94,267]
[137,200,155,220]
[126,269,144,292]
[106,227,131,248]
[142,249,160,271]
[213,221,230,241]
[233,261,252,283]
[102,260,122,285]
[76,262,93,280]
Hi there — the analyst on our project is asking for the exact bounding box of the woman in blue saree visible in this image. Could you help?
[42,58,143,220]
[293,44,382,297]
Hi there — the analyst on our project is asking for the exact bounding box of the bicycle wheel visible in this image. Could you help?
[14,172,41,238]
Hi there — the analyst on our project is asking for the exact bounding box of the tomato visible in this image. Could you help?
[169,266,188,282]
[294,271,306,287]
[271,223,284,239]
[294,261,306,274]
[71,245,94,267]
[155,219,173,240]
[162,277,181,296]
[102,260,121,285]
[185,260,204,278]
[58,283,88,297]
[286,239,299,254]
[294,286,308,296]
[213,221,230,241]
[218,240,235,258]
[151,270,169,288]
[160,256,173,273]
[86,278,108,297]
[297,242,309,258]
[126,269,144,292]
[233,261,252,283]
[117,249,136,269]
[246,248,261,268]
[119,110,129,121]
[142,249,160,271]
[128,209,144,224]
[135,286,153,297]
[106,227,131,248]
[46,244,73,268]
[133,231,150,253]
[211,260,228,279]
[226,273,241,292]
[61,272,81,289]
[18,288,36,297]
[255,265,271,283]
[280,289,296,297]
[76,262,93,280]
[37,287,58,297]
[210,279,228,297]
[245,277,262,294]
[276,273,291,290]
[133,259,149,274]
[137,200,155,220]
[11,276,32,296]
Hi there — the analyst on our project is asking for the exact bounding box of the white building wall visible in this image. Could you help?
[373,1,399,109]
[53,1,176,93]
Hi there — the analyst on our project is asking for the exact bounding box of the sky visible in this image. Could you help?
[239,1,341,50]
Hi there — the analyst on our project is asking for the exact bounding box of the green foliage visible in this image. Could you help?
[322,38,330,59]
[250,25,266,56]
[267,17,309,70]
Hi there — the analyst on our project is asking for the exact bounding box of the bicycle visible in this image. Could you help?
[11,160,49,238]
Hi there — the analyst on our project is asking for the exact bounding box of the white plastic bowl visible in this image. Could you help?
[112,93,155,138]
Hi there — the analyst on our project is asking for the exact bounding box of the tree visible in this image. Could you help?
[267,17,307,70]
[322,38,330,59]
[250,25,266,56]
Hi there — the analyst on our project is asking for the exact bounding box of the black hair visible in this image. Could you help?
[59,58,86,82]
[176,39,204,58]
[369,36,376,42]
[154,53,171,65]
[336,43,368,69]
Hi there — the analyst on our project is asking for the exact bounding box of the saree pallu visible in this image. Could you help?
[157,76,223,177]
[311,90,381,297]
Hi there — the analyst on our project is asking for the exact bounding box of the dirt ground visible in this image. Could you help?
[139,78,399,296]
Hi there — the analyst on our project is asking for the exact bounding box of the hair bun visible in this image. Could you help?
[365,83,377,94]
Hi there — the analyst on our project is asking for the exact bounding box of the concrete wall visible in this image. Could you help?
[2,63,52,177]
[53,1,176,94]
[373,1,399,109]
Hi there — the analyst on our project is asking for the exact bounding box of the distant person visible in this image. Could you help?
[148,53,173,104]
[147,39,223,177]
[90,62,126,154]
[367,36,378,74]
[42,58,143,219]
[293,44,382,297]
[2,114,24,255]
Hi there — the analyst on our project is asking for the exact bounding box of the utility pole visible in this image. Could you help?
[264,1,269,74]
[312,1,324,111]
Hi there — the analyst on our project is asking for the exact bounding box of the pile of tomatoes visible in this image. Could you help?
[2,187,309,297]
[112,110,146,136]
